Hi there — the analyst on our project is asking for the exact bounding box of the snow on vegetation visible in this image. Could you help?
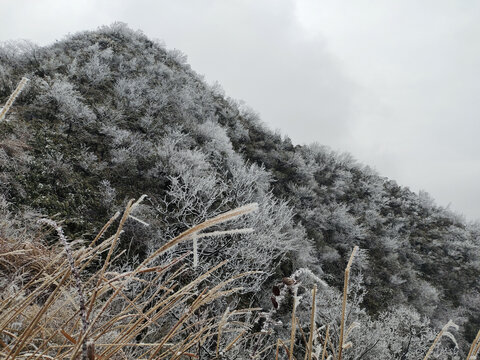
[1,23,480,358]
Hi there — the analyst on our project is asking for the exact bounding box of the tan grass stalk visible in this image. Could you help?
[275,339,280,360]
[2,260,87,357]
[137,203,258,270]
[193,235,198,269]
[88,211,120,248]
[94,256,186,330]
[345,322,359,337]
[289,288,298,360]
[305,284,317,360]
[216,307,230,357]
[0,267,67,331]
[0,240,71,321]
[98,263,246,359]
[473,339,480,358]
[169,319,230,360]
[0,77,29,122]
[337,246,358,360]
[195,227,254,239]
[95,268,252,355]
[1,202,259,360]
[423,320,458,360]
[278,339,291,359]
[85,197,142,324]
[38,219,90,360]
[86,340,95,360]
[6,269,71,359]
[60,329,77,344]
[467,330,480,360]
[146,296,213,359]
[0,337,12,353]
[322,325,330,360]
[224,330,247,352]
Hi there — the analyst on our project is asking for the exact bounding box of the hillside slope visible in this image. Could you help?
[1,23,479,356]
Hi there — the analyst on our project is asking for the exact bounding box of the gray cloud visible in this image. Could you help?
[2,0,480,220]
[297,0,480,220]
[2,0,355,146]
[130,0,356,147]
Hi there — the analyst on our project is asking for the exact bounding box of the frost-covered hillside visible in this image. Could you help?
[1,23,479,358]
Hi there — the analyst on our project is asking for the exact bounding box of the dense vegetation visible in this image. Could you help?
[1,23,479,358]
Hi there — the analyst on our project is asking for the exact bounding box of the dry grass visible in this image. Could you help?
[273,246,359,360]
[2,203,480,360]
[0,235,60,279]
[423,320,459,360]
[4,209,480,360]
[466,330,480,360]
[304,285,316,360]
[2,71,478,359]
[337,246,358,360]
[0,77,29,123]
[0,199,259,359]
[273,245,480,360]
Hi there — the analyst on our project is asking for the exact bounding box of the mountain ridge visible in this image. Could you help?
[1,23,479,356]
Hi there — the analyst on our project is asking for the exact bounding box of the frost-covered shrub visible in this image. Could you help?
[37,76,96,130]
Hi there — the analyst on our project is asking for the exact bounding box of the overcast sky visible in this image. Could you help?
[2,0,480,220]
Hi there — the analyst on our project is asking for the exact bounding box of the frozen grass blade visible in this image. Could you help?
[137,202,258,271]
[0,77,29,122]
[305,285,317,360]
[467,330,480,360]
[423,320,459,360]
[0,202,260,360]
[337,245,358,360]
[38,219,89,360]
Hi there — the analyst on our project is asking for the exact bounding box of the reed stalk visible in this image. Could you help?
[0,202,259,360]
[423,320,458,360]
[337,246,358,360]
[305,285,316,360]
[0,77,29,122]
